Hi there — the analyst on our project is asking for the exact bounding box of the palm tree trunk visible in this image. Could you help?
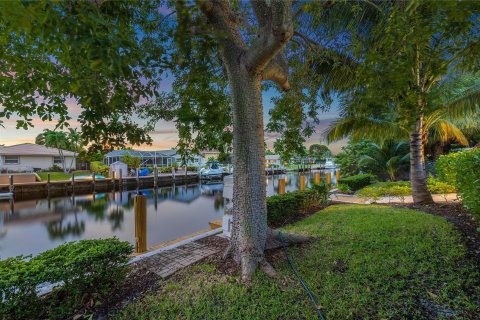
[410,113,433,204]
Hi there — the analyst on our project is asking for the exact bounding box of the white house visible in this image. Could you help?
[104,149,204,168]
[265,154,282,167]
[0,143,76,172]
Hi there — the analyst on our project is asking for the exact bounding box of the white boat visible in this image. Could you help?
[324,158,336,169]
[0,192,13,200]
[200,162,224,179]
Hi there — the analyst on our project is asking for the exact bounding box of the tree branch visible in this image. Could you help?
[244,0,293,75]
[262,53,290,90]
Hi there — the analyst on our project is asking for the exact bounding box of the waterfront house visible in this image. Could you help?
[103,149,204,167]
[0,143,76,172]
[265,154,282,167]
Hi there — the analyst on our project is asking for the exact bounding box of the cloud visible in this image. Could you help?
[149,129,178,135]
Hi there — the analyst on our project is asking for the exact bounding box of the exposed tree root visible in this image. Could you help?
[265,228,313,250]
[223,228,315,282]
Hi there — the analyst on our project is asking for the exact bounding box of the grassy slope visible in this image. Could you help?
[116,205,479,319]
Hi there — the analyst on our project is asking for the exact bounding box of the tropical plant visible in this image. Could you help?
[323,2,480,204]
[120,154,141,169]
[43,128,83,173]
[358,141,410,181]
[334,139,376,176]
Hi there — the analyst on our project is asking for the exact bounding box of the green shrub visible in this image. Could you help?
[47,164,64,172]
[337,183,352,194]
[338,173,375,191]
[427,176,456,201]
[0,238,132,320]
[453,149,480,216]
[267,186,329,225]
[436,152,462,186]
[159,166,173,173]
[187,166,197,171]
[357,181,412,202]
[90,161,110,176]
[436,149,480,215]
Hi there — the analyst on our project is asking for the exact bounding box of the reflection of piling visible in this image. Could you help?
[279,178,286,194]
[300,175,306,191]
[134,194,147,254]
[326,172,332,185]
[336,170,341,185]
[314,173,320,184]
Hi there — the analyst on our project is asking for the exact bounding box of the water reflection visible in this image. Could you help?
[0,171,336,259]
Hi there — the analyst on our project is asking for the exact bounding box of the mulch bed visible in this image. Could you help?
[388,202,480,263]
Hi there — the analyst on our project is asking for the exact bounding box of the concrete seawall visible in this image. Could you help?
[0,174,200,200]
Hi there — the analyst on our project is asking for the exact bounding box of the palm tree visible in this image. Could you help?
[35,133,45,145]
[359,141,410,181]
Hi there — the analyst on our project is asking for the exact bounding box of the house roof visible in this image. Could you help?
[104,149,178,158]
[0,143,75,157]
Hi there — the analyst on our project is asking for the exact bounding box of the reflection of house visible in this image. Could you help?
[0,143,76,172]
[265,155,281,167]
[103,149,204,167]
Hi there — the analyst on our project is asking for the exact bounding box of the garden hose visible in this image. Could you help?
[279,232,326,320]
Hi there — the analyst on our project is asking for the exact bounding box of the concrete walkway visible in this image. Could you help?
[134,241,219,278]
[331,193,458,204]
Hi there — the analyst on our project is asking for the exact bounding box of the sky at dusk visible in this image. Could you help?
[0,78,345,153]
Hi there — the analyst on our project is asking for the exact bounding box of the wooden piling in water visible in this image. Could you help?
[119,169,123,189]
[134,194,147,254]
[153,166,158,188]
[278,178,286,194]
[111,171,116,190]
[136,168,139,189]
[300,175,306,191]
[9,175,14,194]
[92,173,96,193]
[71,173,75,194]
[47,173,51,194]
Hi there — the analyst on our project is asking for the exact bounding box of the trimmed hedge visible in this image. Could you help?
[437,149,480,217]
[267,184,329,225]
[0,238,132,320]
[338,173,375,191]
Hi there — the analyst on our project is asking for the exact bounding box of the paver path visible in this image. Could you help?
[135,241,219,278]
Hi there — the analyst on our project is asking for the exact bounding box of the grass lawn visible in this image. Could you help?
[115,205,479,319]
[37,172,73,181]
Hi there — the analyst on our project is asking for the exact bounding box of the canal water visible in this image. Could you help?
[0,171,334,259]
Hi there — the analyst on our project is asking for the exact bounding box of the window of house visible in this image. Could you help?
[4,156,19,164]
[53,156,63,164]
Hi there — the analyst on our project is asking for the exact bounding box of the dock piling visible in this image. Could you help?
[300,175,306,191]
[9,175,14,194]
[154,166,158,188]
[92,173,96,193]
[278,178,286,194]
[134,194,147,254]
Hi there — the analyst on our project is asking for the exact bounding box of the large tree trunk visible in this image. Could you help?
[410,114,434,204]
[228,70,269,279]
[197,0,303,282]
